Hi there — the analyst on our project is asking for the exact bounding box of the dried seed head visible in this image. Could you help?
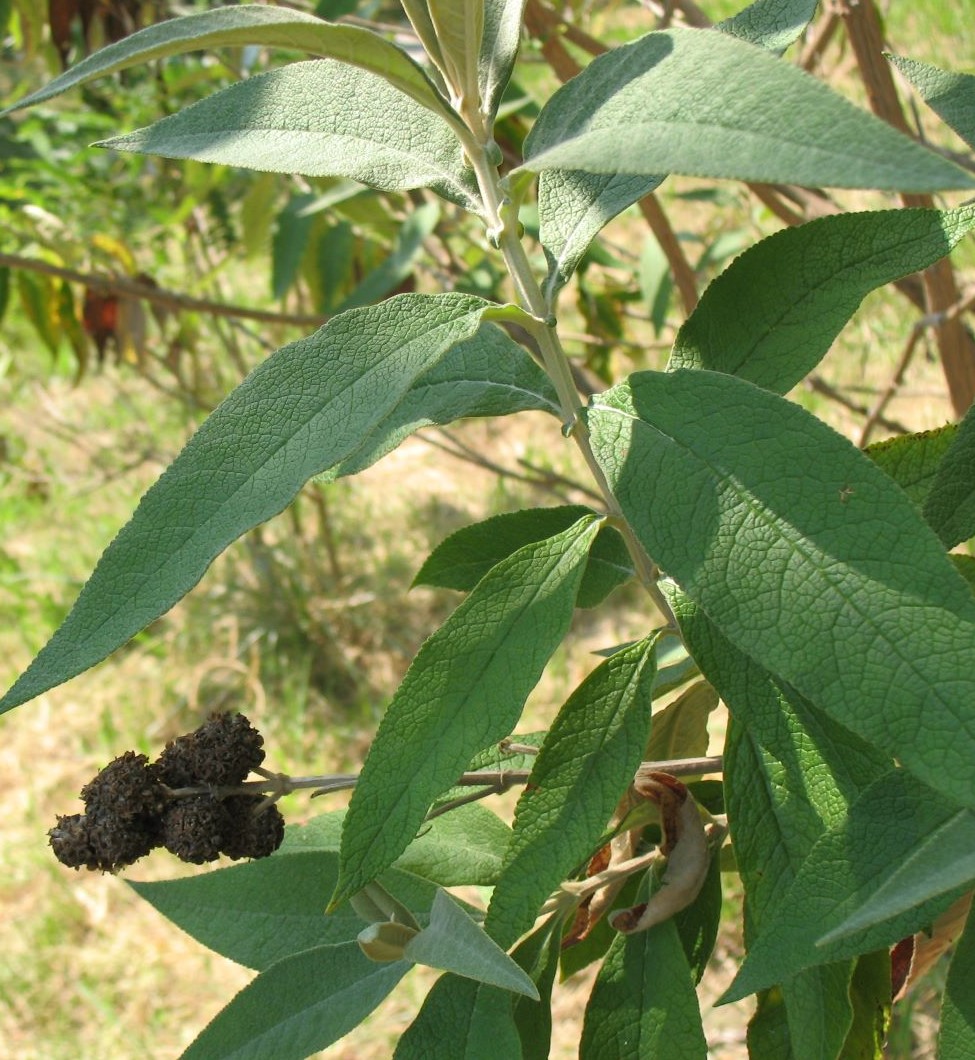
[156,712,265,788]
[220,795,285,860]
[50,811,158,872]
[81,751,167,819]
[161,795,232,864]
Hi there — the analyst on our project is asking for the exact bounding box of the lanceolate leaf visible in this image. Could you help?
[643,679,717,762]
[333,517,600,906]
[486,635,659,948]
[180,942,408,1060]
[889,54,975,152]
[923,398,975,548]
[723,769,971,1001]
[394,977,521,1060]
[480,0,528,120]
[404,889,539,998]
[323,325,561,483]
[866,425,957,509]
[428,0,484,106]
[589,370,975,810]
[940,907,975,1059]
[533,8,812,305]
[414,505,633,608]
[129,851,446,971]
[99,62,479,211]
[519,28,975,191]
[511,916,563,1060]
[0,294,505,714]
[3,5,457,126]
[669,206,975,393]
[580,921,707,1059]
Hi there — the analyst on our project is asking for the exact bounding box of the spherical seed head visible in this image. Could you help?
[220,796,285,860]
[156,712,265,788]
[161,795,233,864]
[50,811,157,872]
[81,751,167,819]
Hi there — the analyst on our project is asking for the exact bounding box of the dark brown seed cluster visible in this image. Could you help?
[50,713,284,873]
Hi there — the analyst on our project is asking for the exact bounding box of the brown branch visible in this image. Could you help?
[858,323,926,447]
[805,375,911,436]
[0,252,327,329]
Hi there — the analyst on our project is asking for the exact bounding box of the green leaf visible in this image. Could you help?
[888,54,975,152]
[414,505,633,608]
[722,769,970,1001]
[394,977,521,1060]
[334,202,441,313]
[321,324,560,482]
[511,916,563,1060]
[669,206,975,393]
[395,804,512,887]
[842,951,891,1060]
[866,425,957,508]
[940,904,975,1059]
[428,0,484,107]
[271,194,316,300]
[98,61,479,211]
[589,369,975,809]
[673,852,723,984]
[333,517,600,906]
[129,850,443,971]
[4,5,456,125]
[923,398,975,548]
[580,920,707,1060]
[480,0,528,121]
[533,8,802,305]
[180,942,408,1060]
[485,635,659,948]
[518,28,975,192]
[716,0,818,55]
[405,889,539,998]
[643,678,717,762]
[1,293,503,714]
[820,807,975,945]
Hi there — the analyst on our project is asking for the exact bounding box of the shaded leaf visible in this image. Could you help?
[394,804,512,887]
[99,61,479,211]
[590,370,975,809]
[923,397,975,548]
[1,294,504,714]
[394,976,521,1060]
[519,28,975,191]
[511,916,563,1060]
[405,889,538,998]
[669,206,975,393]
[940,901,975,1059]
[580,919,707,1059]
[486,635,659,948]
[181,942,408,1060]
[4,5,456,124]
[414,505,632,608]
[334,517,600,905]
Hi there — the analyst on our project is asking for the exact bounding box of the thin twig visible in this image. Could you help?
[858,323,927,447]
[0,252,327,329]
[805,375,911,436]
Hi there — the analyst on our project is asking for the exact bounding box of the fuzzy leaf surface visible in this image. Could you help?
[723,769,970,1001]
[580,922,707,1059]
[4,5,455,123]
[486,635,658,948]
[480,0,528,119]
[669,206,975,393]
[414,505,632,607]
[590,370,975,809]
[519,28,975,191]
[322,325,560,482]
[180,943,408,1060]
[405,890,539,998]
[940,905,975,1058]
[130,851,441,971]
[1,294,500,714]
[334,518,600,905]
[716,0,819,55]
[99,61,479,210]
[889,54,975,151]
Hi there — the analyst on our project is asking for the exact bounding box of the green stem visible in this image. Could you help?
[460,127,677,627]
